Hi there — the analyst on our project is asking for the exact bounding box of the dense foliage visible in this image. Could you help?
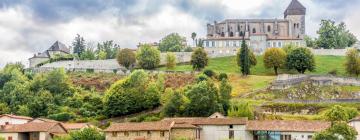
[286,47,315,73]
[317,20,357,49]
[72,34,86,56]
[263,47,287,75]
[345,48,360,76]
[190,48,208,71]
[136,44,161,69]
[159,33,186,52]
[116,48,136,69]
[166,52,176,69]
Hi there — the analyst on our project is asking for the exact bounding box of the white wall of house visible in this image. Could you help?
[0,133,19,140]
[198,125,249,140]
[281,132,315,140]
[0,116,30,125]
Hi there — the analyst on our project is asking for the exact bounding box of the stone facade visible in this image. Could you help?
[105,131,170,140]
[203,0,306,53]
[170,128,197,140]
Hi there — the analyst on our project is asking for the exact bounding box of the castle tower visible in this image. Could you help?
[284,0,306,39]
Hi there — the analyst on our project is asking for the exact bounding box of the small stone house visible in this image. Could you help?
[0,122,67,140]
[29,41,71,68]
[0,114,33,126]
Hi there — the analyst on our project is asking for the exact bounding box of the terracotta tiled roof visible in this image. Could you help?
[246,120,330,132]
[171,122,198,129]
[163,118,247,125]
[0,114,33,120]
[30,118,59,123]
[0,122,66,132]
[62,123,89,130]
[104,121,172,132]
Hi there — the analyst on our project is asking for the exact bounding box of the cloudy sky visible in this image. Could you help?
[0,0,359,67]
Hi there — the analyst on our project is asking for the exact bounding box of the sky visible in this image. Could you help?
[0,0,359,67]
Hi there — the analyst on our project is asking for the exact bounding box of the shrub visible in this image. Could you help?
[86,69,94,73]
[286,47,315,74]
[136,44,161,69]
[203,69,216,78]
[116,48,136,69]
[191,48,208,71]
[166,52,176,69]
[196,74,208,82]
[218,73,228,81]
[48,112,76,121]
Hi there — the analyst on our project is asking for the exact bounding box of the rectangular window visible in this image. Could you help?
[160,131,165,137]
[226,41,229,47]
[112,132,117,137]
[196,129,201,139]
[212,41,215,47]
[229,125,233,129]
[233,41,237,47]
[308,135,313,140]
[136,131,140,136]
[229,130,234,139]
[124,132,129,137]
[280,135,291,140]
[273,42,277,47]
[147,131,151,136]
[205,41,209,47]
[278,42,282,47]
[7,137,12,140]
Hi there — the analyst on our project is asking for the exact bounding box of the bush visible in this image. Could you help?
[218,73,228,81]
[48,112,76,121]
[166,52,176,69]
[190,48,208,71]
[116,48,136,69]
[184,47,193,52]
[86,69,94,73]
[69,128,105,140]
[196,74,208,82]
[136,44,161,69]
[203,69,216,78]
[286,47,315,73]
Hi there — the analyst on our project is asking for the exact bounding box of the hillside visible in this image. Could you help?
[159,55,346,76]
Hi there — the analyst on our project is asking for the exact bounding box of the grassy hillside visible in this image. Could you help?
[160,55,346,76]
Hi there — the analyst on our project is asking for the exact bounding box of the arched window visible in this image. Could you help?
[252,28,256,34]
[267,25,271,32]
[221,32,225,37]
[229,32,234,37]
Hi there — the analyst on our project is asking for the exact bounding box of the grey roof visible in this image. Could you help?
[47,41,70,53]
[284,0,306,17]
[219,19,288,24]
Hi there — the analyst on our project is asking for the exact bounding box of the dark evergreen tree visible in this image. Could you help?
[72,34,86,56]
[238,39,250,75]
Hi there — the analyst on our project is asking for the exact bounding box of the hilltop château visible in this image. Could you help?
[28,41,71,68]
[203,0,306,54]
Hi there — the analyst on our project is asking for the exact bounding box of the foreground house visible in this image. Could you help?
[0,114,33,125]
[104,117,331,140]
[0,122,67,140]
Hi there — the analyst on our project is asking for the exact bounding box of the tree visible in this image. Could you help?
[159,33,186,52]
[345,48,360,76]
[166,52,176,69]
[190,48,208,71]
[96,40,120,59]
[163,91,186,117]
[116,48,136,69]
[237,39,256,75]
[69,128,105,140]
[191,32,197,47]
[304,35,317,48]
[325,105,350,122]
[136,44,161,69]
[228,101,254,120]
[72,34,86,56]
[286,47,315,73]
[80,46,96,60]
[263,47,287,75]
[317,20,358,49]
[0,103,10,114]
[219,79,232,114]
[184,81,220,117]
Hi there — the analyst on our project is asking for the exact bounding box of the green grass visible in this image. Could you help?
[160,55,346,76]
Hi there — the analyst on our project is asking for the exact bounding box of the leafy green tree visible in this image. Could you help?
[80,46,96,60]
[116,48,136,69]
[136,44,161,69]
[237,40,256,75]
[17,105,30,116]
[190,48,208,71]
[263,47,287,75]
[0,103,10,114]
[104,70,160,117]
[325,105,349,122]
[28,90,54,117]
[304,35,317,48]
[228,101,254,120]
[96,40,120,59]
[314,122,357,140]
[163,91,186,117]
[72,34,86,56]
[286,47,315,73]
[282,44,297,54]
[219,79,232,114]
[345,48,360,76]
[159,33,186,52]
[166,52,176,69]
[317,20,358,49]
[184,81,220,117]
[69,128,105,140]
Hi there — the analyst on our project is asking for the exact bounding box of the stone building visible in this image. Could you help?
[203,0,306,54]
[29,41,71,68]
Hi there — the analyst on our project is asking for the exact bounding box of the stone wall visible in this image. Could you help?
[271,74,360,89]
[310,48,348,56]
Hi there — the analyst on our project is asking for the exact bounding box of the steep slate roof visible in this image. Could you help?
[0,114,33,120]
[284,0,306,17]
[48,41,70,53]
[0,122,66,132]
[246,120,330,132]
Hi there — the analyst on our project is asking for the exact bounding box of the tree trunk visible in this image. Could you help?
[274,67,278,75]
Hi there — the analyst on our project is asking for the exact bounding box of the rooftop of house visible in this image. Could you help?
[31,41,70,59]
[246,120,330,132]
[0,122,67,133]
[0,114,33,120]
[29,118,59,123]
[62,123,90,130]
[104,121,172,132]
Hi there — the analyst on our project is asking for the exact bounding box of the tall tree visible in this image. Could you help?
[237,39,252,76]
[72,34,86,56]
[116,48,136,70]
[219,79,232,114]
[263,47,287,75]
[345,48,360,76]
[286,47,315,74]
[191,32,197,47]
[163,91,186,117]
[190,48,208,71]
[317,20,358,49]
[96,40,120,59]
[136,44,161,69]
[159,33,186,52]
